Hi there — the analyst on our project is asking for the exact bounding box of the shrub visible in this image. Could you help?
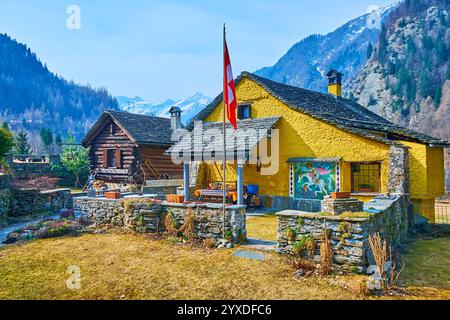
[291,258,316,272]
[34,220,81,239]
[203,238,216,249]
[181,208,195,240]
[12,175,59,190]
[293,235,315,257]
[320,228,333,276]
[234,228,246,244]
[164,211,177,235]
[368,233,405,290]
[286,227,297,243]
[164,209,197,241]
[293,240,305,256]
[224,230,234,242]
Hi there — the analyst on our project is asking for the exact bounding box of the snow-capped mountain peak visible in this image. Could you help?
[255,3,396,94]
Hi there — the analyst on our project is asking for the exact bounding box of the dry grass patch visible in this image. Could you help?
[401,237,450,292]
[0,232,449,300]
[246,214,278,241]
[0,232,362,300]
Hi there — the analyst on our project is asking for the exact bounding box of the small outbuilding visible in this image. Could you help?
[82,109,183,185]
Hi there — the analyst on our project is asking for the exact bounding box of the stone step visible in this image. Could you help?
[240,238,277,252]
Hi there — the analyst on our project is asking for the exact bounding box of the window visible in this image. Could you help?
[238,104,251,120]
[107,149,116,168]
[110,123,116,135]
[351,163,381,193]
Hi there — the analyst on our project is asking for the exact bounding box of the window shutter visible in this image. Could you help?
[115,149,122,168]
[103,148,108,168]
[237,106,243,120]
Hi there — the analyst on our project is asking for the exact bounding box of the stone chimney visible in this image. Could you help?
[326,70,343,97]
[169,106,182,130]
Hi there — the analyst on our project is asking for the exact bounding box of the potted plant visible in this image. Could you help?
[173,195,185,203]
[105,190,121,199]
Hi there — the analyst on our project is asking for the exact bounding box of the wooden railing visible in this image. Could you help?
[143,158,161,180]
[82,168,99,192]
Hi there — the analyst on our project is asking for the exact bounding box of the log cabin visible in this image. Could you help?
[82,109,183,185]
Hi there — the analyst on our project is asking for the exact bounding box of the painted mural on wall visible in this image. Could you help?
[294,162,336,200]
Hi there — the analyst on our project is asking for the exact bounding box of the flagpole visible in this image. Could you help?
[222,23,227,240]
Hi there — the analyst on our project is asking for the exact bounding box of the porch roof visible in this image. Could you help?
[165,117,281,161]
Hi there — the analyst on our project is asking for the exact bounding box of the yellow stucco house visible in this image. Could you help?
[171,71,448,222]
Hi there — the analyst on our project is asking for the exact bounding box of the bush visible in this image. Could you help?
[35,220,81,239]
[286,227,297,243]
[12,175,59,190]
[293,235,315,257]
[203,238,216,249]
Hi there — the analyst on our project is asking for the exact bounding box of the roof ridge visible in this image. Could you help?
[187,72,449,147]
[107,109,172,121]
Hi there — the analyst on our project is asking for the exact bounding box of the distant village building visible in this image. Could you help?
[82,109,183,185]
[168,71,449,222]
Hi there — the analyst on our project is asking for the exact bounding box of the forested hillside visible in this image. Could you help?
[0,33,118,146]
[352,0,450,189]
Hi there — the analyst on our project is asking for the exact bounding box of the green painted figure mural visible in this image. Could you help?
[294,162,336,200]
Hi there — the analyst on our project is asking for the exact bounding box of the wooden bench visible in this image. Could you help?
[198,189,237,203]
[199,190,226,203]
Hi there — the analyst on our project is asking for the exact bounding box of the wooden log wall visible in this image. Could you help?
[88,120,137,182]
[138,146,183,180]
[86,118,182,184]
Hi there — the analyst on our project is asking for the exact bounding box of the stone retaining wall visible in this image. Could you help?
[166,203,246,240]
[262,195,322,212]
[0,175,11,219]
[6,155,79,186]
[73,197,247,241]
[0,189,11,219]
[277,195,409,273]
[321,198,364,216]
[9,188,72,216]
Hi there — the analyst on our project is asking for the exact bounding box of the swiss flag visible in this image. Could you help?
[224,36,237,129]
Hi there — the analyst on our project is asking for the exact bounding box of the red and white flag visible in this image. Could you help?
[224,34,237,129]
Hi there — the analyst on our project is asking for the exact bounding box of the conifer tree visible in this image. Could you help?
[14,130,32,156]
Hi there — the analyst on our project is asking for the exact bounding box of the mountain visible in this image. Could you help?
[255,4,397,95]
[0,33,118,142]
[352,0,449,123]
[352,0,450,188]
[117,93,211,124]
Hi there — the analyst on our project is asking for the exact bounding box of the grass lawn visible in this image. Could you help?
[246,214,278,241]
[401,237,450,290]
[0,232,449,300]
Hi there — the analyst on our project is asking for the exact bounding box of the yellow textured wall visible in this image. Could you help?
[399,141,428,198]
[203,77,391,197]
[412,198,436,223]
[426,147,445,197]
[328,84,342,97]
[399,141,445,199]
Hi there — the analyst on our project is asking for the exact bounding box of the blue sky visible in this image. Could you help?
[0,0,397,101]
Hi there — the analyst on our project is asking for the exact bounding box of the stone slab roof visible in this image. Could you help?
[82,110,176,147]
[188,72,449,147]
[166,117,280,160]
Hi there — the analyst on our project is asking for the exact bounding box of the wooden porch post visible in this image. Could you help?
[183,162,190,201]
[237,161,244,206]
